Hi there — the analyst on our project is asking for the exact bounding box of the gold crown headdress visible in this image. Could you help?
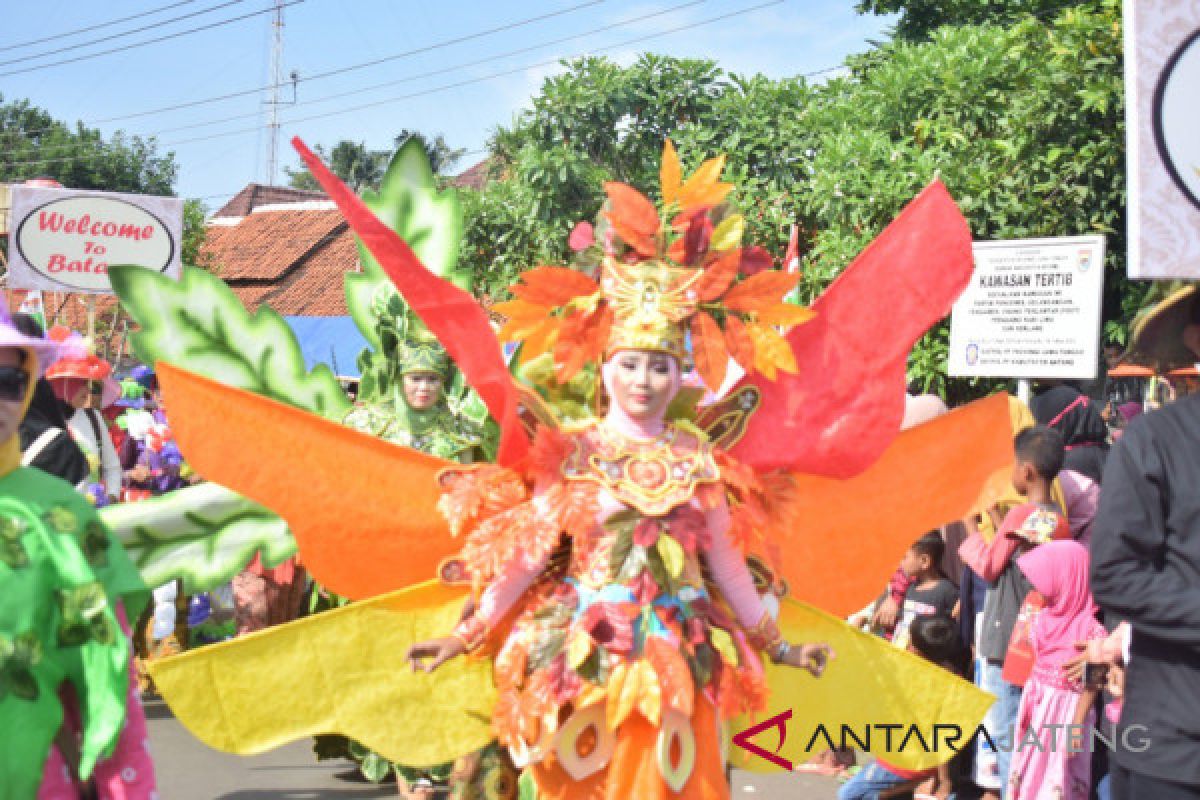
[494,141,814,392]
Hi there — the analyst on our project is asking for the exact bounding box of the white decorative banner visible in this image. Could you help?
[1126,0,1200,279]
[948,236,1106,380]
[6,186,183,294]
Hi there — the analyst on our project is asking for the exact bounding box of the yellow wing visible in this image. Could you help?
[734,599,993,773]
[149,581,495,766]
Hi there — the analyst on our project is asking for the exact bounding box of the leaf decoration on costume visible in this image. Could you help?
[42,505,78,535]
[56,582,114,647]
[676,153,734,210]
[723,315,756,372]
[101,483,296,594]
[110,265,351,419]
[0,515,29,569]
[709,214,745,253]
[603,182,660,258]
[81,519,110,568]
[645,636,694,715]
[693,250,741,302]
[690,312,729,397]
[724,270,802,313]
[746,322,799,380]
[754,304,816,327]
[510,266,600,307]
[0,631,43,702]
[660,139,682,205]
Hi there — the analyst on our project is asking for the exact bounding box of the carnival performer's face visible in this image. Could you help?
[403,371,444,411]
[608,349,678,422]
[0,348,29,444]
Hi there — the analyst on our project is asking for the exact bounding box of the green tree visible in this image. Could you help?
[798,0,1124,400]
[0,95,177,193]
[287,133,464,192]
[856,0,1085,41]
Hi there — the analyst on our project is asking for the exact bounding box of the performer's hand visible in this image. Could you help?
[405,637,465,673]
[783,642,833,677]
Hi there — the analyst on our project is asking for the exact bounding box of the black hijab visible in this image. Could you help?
[1030,383,1109,482]
[13,313,89,484]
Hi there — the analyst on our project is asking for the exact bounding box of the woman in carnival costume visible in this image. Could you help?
[404,220,834,798]
[132,139,1005,800]
[0,306,152,800]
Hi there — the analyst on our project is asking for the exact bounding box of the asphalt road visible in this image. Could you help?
[145,697,841,799]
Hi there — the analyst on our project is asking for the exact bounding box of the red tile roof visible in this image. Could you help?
[202,208,347,281]
[448,159,493,191]
[200,204,358,316]
[212,184,328,218]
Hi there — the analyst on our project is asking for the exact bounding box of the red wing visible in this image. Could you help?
[725,181,973,477]
[292,137,530,467]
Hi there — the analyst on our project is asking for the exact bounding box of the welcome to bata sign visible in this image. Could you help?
[6,185,183,294]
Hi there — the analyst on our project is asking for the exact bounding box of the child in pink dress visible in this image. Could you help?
[1007,540,1106,800]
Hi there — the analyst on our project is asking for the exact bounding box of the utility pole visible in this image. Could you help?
[265,0,285,185]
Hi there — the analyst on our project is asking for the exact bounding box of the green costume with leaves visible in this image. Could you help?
[1,467,146,798]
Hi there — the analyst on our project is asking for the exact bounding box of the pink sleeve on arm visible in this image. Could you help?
[704,502,769,629]
[959,507,1026,582]
[473,551,547,628]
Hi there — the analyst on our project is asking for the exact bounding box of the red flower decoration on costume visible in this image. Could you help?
[581,602,636,654]
[666,506,709,553]
[632,519,661,548]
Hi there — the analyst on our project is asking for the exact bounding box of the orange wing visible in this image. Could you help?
[776,392,1012,617]
[158,363,454,600]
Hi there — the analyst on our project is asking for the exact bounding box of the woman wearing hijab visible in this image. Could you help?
[1030,383,1109,483]
[1007,540,1108,800]
[11,315,88,486]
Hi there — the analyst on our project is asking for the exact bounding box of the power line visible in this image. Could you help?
[0,0,199,52]
[163,0,788,148]
[11,0,605,138]
[0,0,248,67]
[0,0,307,79]
[146,0,709,137]
[1,1,788,169]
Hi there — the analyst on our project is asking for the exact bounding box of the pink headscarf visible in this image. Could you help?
[1057,468,1100,546]
[1017,540,1102,668]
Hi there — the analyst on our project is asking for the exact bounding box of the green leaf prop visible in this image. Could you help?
[347,138,470,352]
[109,265,351,419]
[100,483,296,594]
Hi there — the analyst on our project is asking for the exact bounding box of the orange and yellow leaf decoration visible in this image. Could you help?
[492,139,815,392]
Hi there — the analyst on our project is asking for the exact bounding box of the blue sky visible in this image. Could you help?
[2,0,894,209]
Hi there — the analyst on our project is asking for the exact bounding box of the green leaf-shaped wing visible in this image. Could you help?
[100,483,296,594]
[109,265,351,419]
[347,138,470,351]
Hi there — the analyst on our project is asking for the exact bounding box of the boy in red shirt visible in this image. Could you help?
[959,425,1071,798]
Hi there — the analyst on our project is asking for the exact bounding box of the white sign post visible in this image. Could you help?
[1126,0,1200,279]
[948,236,1106,381]
[5,186,183,295]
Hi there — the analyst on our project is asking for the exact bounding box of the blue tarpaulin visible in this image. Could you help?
[284,316,370,378]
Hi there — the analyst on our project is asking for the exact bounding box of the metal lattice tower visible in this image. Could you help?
[265,0,285,185]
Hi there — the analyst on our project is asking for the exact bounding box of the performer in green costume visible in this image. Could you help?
[0,308,146,799]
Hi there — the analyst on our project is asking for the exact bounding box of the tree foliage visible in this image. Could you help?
[458,1,1126,402]
[857,0,1085,41]
[286,132,465,192]
[0,95,176,194]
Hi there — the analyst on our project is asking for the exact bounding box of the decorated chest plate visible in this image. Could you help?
[561,423,720,516]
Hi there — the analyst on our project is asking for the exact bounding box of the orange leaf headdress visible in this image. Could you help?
[496,141,814,392]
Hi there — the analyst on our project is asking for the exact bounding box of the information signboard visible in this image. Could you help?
[948,236,1106,380]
